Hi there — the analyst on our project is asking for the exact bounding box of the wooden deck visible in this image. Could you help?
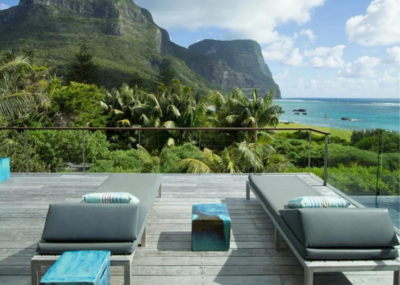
[0,174,394,285]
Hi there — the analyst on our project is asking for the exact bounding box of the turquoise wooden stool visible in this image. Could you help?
[40,251,111,285]
[0,157,10,183]
[192,204,231,251]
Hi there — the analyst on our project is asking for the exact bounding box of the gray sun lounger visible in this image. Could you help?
[31,174,162,285]
[246,174,400,285]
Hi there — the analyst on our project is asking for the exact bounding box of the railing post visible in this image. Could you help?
[199,131,201,150]
[308,131,312,174]
[24,130,29,174]
[82,130,86,175]
[138,131,141,173]
[323,134,329,186]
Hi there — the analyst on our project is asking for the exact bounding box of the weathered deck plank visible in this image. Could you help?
[0,173,394,285]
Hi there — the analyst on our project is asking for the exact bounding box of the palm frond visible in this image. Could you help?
[164,120,177,128]
[117,119,131,127]
[0,55,31,73]
[167,105,181,119]
[178,158,212,174]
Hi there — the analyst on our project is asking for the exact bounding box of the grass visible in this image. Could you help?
[276,122,352,141]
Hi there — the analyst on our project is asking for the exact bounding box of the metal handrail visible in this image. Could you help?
[0,127,331,135]
[0,126,330,185]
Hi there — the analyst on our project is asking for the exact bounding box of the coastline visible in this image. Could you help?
[276,122,352,140]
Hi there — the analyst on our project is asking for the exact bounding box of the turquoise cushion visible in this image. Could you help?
[288,196,350,208]
[83,192,140,204]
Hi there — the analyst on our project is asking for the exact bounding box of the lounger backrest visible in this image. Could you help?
[42,203,139,242]
[280,208,399,248]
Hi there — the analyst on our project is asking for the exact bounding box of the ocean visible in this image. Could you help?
[274,98,400,132]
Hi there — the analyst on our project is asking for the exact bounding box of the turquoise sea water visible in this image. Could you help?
[274,98,400,132]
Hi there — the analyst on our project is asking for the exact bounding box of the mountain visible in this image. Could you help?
[0,0,281,98]
[188,40,280,98]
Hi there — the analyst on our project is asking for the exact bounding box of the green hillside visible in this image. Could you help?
[0,0,280,97]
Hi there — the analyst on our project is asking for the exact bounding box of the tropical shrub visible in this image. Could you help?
[50,80,107,127]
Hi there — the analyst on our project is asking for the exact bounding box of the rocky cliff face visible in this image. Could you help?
[0,0,281,98]
[188,40,280,98]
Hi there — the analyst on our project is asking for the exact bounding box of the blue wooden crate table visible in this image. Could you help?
[192,204,231,251]
[0,157,10,183]
[40,251,111,285]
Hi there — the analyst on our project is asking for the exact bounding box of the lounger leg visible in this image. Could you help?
[275,227,281,251]
[31,262,40,285]
[394,271,400,285]
[124,260,132,285]
[304,268,313,285]
[158,184,162,198]
[140,227,147,247]
[246,182,250,200]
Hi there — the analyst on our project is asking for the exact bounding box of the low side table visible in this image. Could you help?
[192,204,231,251]
[0,157,10,183]
[40,251,111,285]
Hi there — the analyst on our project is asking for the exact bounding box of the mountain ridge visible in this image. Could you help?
[0,0,281,98]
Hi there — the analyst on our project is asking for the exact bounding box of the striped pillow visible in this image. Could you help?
[82,192,140,204]
[288,196,350,208]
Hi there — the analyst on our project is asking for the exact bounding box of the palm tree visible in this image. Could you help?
[0,51,49,123]
[101,84,142,127]
[132,79,207,149]
[208,87,283,143]
[179,140,269,174]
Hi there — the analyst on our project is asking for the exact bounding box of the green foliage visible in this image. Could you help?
[0,130,109,172]
[157,59,177,87]
[208,88,283,143]
[160,144,203,173]
[67,44,99,85]
[28,130,110,172]
[290,165,399,196]
[0,50,51,123]
[351,129,399,153]
[89,149,139,173]
[0,131,47,172]
[128,72,146,90]
[50,81,107,127]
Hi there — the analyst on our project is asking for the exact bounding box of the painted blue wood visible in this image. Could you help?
[192,204,231,251]
[0,157,10,183]
[40,251,111,285]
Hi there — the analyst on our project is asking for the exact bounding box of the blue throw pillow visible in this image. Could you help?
[82,192,140,204]
[288,196,351,208]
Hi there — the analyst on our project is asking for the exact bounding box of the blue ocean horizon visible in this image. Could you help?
[274,97,400,132]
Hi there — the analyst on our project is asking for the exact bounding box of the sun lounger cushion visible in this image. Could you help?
[248,175,399,260]
[82,192,140,204]
[280,208,399,248]
[248,175,318,221]
[41,203,140,242]
[288,196,350,208]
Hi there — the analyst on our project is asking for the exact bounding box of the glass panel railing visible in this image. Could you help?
[0,127,332,176]
[326,122,400,229]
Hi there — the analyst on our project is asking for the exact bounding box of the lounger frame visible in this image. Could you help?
[30,227,147,285]
[246,181,400,285]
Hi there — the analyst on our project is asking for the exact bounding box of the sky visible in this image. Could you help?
[1,0,400,98]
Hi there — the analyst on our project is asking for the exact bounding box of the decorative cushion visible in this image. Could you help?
[288,196,350,208]
[83,192,140,204]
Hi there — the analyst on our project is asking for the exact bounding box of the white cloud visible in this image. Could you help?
[285,48,304,66]
[0,3,10,10]
[346,0,400,46]
[274,68,289,82]
[299,29,316,42]
[383,46,400,64]
[305,45,346,68]
[137,0,324,44]
[339,56,381,77]
[262,35,294,61]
